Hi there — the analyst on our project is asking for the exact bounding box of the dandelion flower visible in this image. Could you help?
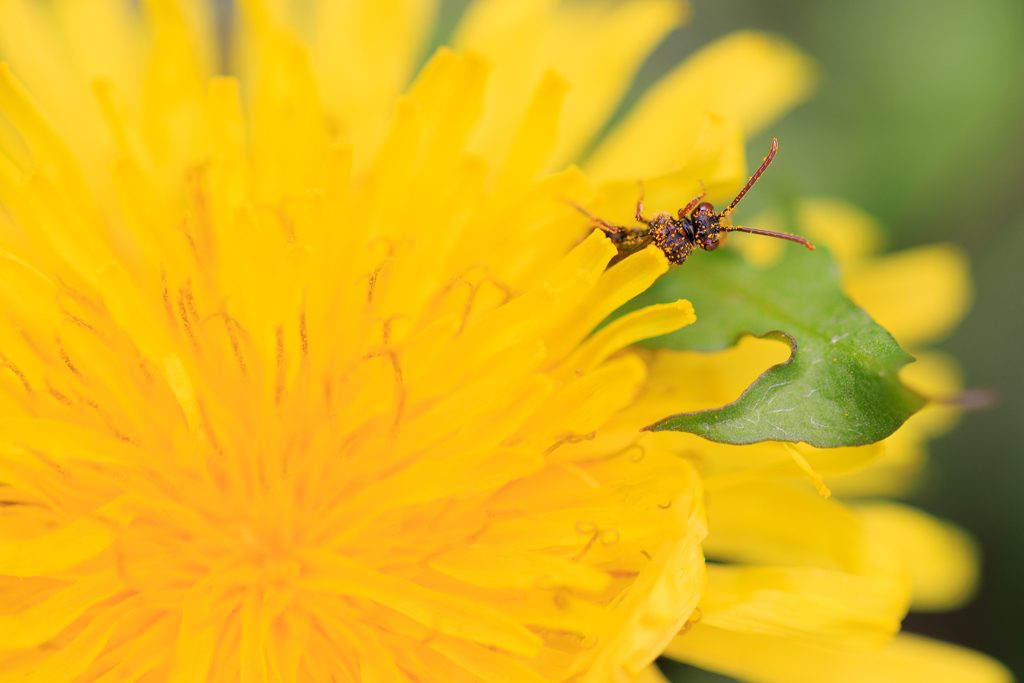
[0,1,758,680]
[0,1,1009,682]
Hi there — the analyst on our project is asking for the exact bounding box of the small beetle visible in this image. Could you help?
[573,139,815,265]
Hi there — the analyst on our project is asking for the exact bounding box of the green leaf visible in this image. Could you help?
[613,244,925,448]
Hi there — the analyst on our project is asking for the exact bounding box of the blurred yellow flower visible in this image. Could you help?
[0,1,1009,683]
[652,202,997,680]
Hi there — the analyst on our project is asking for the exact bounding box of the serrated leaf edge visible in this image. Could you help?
[641,329,926,447]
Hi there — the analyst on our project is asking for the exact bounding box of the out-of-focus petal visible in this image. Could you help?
[856,502,980,612]
[586,31,815,181]
[590,112,746,228]
[827,420,928,498]
[700,480,908,589]
[700,563,904,648]
[845,244,972,348]
[455,0,685,171]
[664,627,1012,683]
[310,0,442,168]
[633,664,672,683]
[898,350,966,436]
[797,198,885,264]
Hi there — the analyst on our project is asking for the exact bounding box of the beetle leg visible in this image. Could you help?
[678,180,707,220]
[635,180,649,224]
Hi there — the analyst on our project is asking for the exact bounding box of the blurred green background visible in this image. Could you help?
[434,0,1024,678]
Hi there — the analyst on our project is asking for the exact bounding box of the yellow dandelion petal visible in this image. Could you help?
[312,0,442,167]
[556,299,695,380]
[633,664,673,683]
[857,502,980,612]
[587,110,748,246]
[700,481,909,605]
[665,628,1012,683]
[0,513,117,577]
[586,31,816,182]
[0,568,123,650]
[846,243,973,348]
[700,565,896,647]
[455,0,685,169]
[797,198,885,264]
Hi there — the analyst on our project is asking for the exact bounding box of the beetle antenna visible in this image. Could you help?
[563,197,629,233]
[725,225,815,250]
[722,138,778,216]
